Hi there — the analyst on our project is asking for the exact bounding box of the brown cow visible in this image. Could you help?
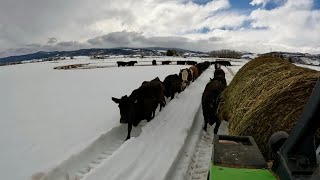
[189,65,199,81]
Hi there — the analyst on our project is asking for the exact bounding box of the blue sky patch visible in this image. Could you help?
[229,0,257,14]
[264,0,287,10]
[191,0,212,5]
[198,27,211,33]
[312,0,320,10]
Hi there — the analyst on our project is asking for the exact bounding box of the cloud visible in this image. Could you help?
[47,38,58,44]
[0,0,319,58]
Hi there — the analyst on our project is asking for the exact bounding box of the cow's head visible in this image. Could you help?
[112,95,137,124]
[180,69,189,83]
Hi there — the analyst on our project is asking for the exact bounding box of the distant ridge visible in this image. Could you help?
[0,47,204,64]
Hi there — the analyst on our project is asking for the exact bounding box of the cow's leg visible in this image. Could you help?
[203,112,208,132]
[152,109,156,118]
[170,91,175,101]
[125,123,132,141]
[159,100,165,111]
[203,121,208,132]
[214,121,221,134]
[160,101,166,110]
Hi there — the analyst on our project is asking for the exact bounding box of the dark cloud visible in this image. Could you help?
[87,31,194,49]
[209,36,223,41]
[1,31,222,57]
[26,43,42,48]
[47,38,58,44]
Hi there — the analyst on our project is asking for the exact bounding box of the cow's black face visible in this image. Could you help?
[112,96,137,124]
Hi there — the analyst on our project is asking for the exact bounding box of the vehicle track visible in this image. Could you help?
[41,122,146,180]
[167,66,233,180]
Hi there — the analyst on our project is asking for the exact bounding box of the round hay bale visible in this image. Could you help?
[218,56,320,160]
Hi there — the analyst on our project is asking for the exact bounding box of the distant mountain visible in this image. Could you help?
[260,52,320,66]
[0,47,205,65]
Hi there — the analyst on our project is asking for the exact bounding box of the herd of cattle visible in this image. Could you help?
[116,59,231,67]
[112,60,230,140]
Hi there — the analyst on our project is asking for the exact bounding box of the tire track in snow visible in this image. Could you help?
[186,119,228,180]
[226,66,235,77]
[39,84,172,180]
[166,66,231,180]
[40,122,146,180]
[185,66,231,180]
[82,66,216,180]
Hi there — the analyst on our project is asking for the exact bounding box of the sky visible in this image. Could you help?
[0,0,319,57]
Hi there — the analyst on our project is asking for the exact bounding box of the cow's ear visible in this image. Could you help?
[112,97,120,104]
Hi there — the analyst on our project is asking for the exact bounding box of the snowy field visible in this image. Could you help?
[0,57,190,180]
[294,63,320,71]
[0,57,275,180]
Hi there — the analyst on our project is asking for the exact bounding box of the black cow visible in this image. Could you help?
[127,61,137,66]
[214,69,227,86]
[202,79,226,133]
[203,61,210,69]
[215,60,231,66]
[196,63,207,75]
[112,77,165,140]
[162,61,172,65]
[186,61,197,65]
[152,60,157,65]
[214,62,221,69]
[117,61,127,67]
[163,74,182,100]
[177,61,186,65]
[214,68,225,78]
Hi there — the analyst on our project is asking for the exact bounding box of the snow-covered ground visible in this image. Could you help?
[294,63,320,71]
[299,57,320,66]
[0,57,246,180]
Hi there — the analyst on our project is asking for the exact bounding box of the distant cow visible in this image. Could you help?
[117,61,127,67]
[162,61,172,65]
[189,65,199,81]
[186,61,197,65]
[127,61,137,66]
[163,74,182,100]
[112,77,165,140]
[177,61,186,65]
[179,68,192,90]
[215,60,231,66]
[202,79,226,133]
[152,60,157,65]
